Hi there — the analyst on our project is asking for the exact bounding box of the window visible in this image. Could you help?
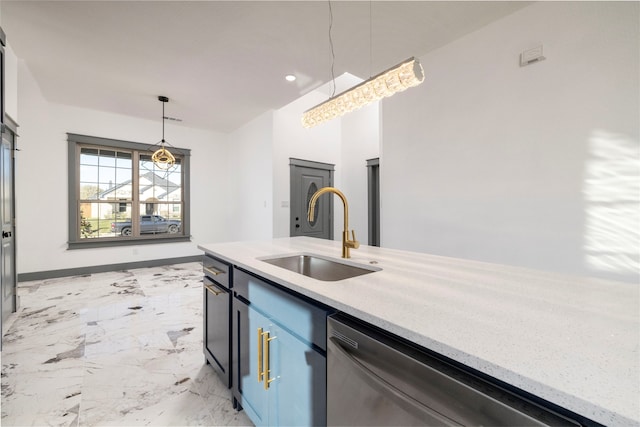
[68,133,190,248]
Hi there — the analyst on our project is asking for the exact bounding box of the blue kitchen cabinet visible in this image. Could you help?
[233,300,269,424]
[271,321,326,426]
[232,268,330,426]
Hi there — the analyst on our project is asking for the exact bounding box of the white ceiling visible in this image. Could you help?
[1,1,531,133]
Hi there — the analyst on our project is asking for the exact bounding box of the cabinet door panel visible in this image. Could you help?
[232,267,330,427]
[235,269,330,350]
[203,280,230,387]
[234,300,269,426]
[272,323,327,427]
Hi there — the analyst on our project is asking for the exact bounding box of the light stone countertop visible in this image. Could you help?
[198,236,639,426]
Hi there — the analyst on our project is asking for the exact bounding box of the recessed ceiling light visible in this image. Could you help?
[285,74,296,82]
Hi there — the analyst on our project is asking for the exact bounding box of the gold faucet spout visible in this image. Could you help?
[307,187,359,258]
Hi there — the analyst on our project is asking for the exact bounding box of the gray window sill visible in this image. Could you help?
[68,235,192,250]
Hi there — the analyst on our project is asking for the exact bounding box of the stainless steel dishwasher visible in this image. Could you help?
[327,314,584,427]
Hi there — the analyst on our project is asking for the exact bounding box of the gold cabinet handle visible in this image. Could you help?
[263,330,277,390]
[257,328,264,383]
[204,266,225,277]
[204,283,223,296]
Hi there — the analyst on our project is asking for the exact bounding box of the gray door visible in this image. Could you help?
[367,158,380,247]
[290,159,334,240]
[1,124,16,339]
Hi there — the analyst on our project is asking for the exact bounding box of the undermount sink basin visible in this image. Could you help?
[260,253,381,282]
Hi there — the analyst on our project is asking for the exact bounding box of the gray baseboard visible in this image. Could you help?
[18,255,203,282]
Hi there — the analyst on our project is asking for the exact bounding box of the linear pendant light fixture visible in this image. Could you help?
[301,57,425,128]
[152,95,176,170]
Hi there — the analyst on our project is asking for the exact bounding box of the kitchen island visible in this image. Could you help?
[199,236,639,426]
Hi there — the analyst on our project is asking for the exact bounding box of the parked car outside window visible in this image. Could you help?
[111,215,181,236]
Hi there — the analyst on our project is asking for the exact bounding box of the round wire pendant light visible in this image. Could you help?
[151,144,176,170]
[152,95,176,170]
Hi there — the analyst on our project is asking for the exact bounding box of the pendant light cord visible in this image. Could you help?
[161,101,166,143]
[369,0,372,78]
[328,0,336,98]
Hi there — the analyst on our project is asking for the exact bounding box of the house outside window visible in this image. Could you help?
[68,133,190,248]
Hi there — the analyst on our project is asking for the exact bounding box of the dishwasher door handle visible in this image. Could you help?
[329,337,460,426]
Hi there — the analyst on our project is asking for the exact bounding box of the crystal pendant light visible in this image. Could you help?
[302,57,424,128]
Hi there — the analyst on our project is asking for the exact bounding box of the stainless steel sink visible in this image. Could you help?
[260,253,380,282]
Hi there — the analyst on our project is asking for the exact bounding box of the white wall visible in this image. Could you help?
[4,43,18,120]
[16,60,231,274]
[381,2,639,282]
[227,110,274,241]
[340,103,380,245]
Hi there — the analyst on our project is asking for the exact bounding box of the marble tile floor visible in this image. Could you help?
[1,262,253,427]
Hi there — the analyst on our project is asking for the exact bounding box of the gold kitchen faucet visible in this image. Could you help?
[308,187,359,258]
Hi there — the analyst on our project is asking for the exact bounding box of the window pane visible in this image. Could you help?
[139,158,154,173]
[98,166,116,189]
[114,181,132,198]
[99,150,116,167]
[109,203,133,237]
[150,203,182,220]
[138,203,182,235]
[80,165,99,182]
[115,167,131,185]
[79,204,94,238]
[80,148,99,165]
[80,202,129,238]
[139,156,182,202]
[166,168,182,186]
[80,183,102,200]
[81,149,134,204]
[167,203,182,219]
[95,203,114,238]
[116,152,132,168]
[139,154,182,176]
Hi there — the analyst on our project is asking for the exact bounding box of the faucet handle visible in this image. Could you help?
[350,230,360,249]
